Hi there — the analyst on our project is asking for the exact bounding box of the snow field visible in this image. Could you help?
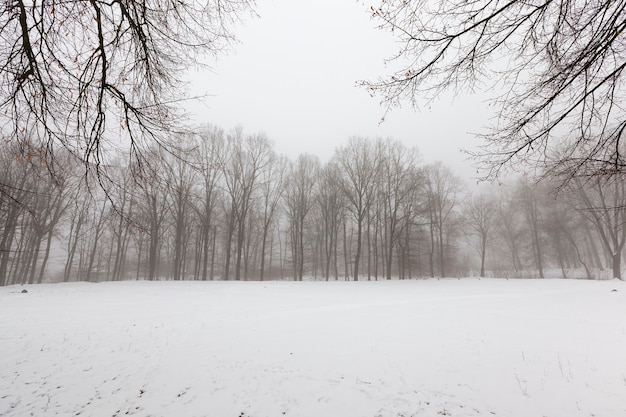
[1,278,625,417]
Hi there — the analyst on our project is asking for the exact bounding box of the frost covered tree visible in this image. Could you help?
[365,0,626,182]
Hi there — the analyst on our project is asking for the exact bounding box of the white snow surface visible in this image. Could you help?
[1,279,625,417]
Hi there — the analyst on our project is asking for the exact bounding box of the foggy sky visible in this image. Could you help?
[185,0,494,181]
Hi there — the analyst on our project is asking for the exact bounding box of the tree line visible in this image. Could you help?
[1,127,624,286]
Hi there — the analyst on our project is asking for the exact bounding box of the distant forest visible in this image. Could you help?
[1,126,624,286]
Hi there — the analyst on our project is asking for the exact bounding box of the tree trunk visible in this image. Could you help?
[64,219,82,282]
[260,224,269,281]
[27,237,41,285]
[354,218,362,281]
[438,218,445,278]
[0,211,19,287]
[480,235,486,278]
[429,211,435,278]
[37,229,54,284]
[343,221,349,280]
[612,252,621,280]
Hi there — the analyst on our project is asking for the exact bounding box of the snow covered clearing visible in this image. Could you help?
[1,279,625,417]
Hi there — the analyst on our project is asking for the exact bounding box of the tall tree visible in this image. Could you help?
[316,163,345,281]
[258,154,286,281]
[376,138,421,279]
[63,179,92,282]
[575,177,626,280]
[334,137,380,281]
[163,143,197,281]
[517,178,546,278]
[194,126,224,281]
[465,193,498,278]
[220,128,272,280]
[0,145,33,286]
[284,154,320,281]
[496,190,524,273]
[135,151,168,281]
[425,162,464,277]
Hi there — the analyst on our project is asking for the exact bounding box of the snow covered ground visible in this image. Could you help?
[1,278,624,417]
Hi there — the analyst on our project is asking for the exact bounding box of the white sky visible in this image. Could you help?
[185,0,495,182]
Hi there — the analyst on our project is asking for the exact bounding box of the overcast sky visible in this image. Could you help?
[185,0,495,182]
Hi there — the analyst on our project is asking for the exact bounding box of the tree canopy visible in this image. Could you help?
[364,0,626,182]
[1,0,254,176]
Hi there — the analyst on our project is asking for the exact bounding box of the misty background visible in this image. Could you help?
[1,0,624,286]
[184,0,491,178]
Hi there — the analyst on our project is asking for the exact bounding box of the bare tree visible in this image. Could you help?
[194,126,224,281]
[496,190,524,274]
[12,159,70,285]
[0,144,33,286]
[424,162,464,277]
[555,184,604,279]
[258,154,286,281]
[82,192,110,282]
[376,138,421,279]
[574,177,626,279]
[135,151,168,281]
[219,128,272,280]
[517,178,546,278]
[464,193,498,277]
[316,163,345,281]
[364,0,626,181]
[284,154,320,281]
[542,192,577,279]
[163,143,197,281]
[63,179,92,282]
[107,165,136,282]
[1,1,254,178]
[334,137,380,281]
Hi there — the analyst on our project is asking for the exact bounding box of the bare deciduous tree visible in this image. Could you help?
[335,137,380,281]
[135,150,168,281]
[364,0,626,181]
[376,138,421,280]
[284,155,320,281]
[258,154,286,281]
[163,143,197,281]
[464,193,498,278]
[1,0,254,176]
[316,163,345,281]
[575,177,626,279]
[517,178,546,278]
[194,126,225,281]
[219,128,272,280]
[424,162,464,277]
[496,190,524,273]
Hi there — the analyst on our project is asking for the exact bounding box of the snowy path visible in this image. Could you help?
[1,279,625,417]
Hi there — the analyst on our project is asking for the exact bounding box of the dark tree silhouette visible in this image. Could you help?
[1,0,254,175]
[364,0,626,181]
